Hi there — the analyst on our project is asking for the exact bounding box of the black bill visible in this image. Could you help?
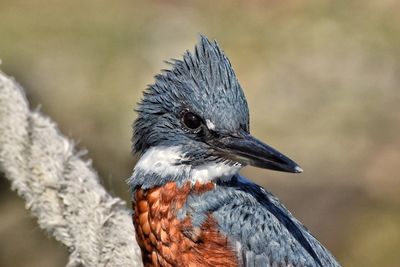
[211,133,303,173]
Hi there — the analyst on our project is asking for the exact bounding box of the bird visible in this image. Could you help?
[128,35,341,267]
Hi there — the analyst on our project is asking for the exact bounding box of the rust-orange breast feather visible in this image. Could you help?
[132,182,238,267]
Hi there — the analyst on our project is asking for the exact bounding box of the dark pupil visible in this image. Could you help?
[183,112,201,129]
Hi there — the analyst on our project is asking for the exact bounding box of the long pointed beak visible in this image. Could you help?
[212,133,303,173]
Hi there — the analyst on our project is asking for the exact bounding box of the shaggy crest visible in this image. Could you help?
[133,35,249,154]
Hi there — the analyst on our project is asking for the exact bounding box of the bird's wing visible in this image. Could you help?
[208,175,341,267]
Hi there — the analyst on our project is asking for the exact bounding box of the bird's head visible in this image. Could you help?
[130,35,302,189]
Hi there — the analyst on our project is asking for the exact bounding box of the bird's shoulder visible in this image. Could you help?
[184,175,340,267]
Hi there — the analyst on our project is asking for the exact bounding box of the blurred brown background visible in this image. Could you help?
[1,0,399,266]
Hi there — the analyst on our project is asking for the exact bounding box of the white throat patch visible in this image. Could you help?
[132,146,241,184]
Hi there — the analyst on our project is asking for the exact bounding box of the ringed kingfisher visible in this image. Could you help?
[129,35,340,267]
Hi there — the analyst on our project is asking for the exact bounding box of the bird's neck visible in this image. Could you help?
[128,146,241,189]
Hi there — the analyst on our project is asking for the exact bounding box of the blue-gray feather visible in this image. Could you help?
[180,175,340,267]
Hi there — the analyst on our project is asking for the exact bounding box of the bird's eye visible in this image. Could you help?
[182,111,202,131]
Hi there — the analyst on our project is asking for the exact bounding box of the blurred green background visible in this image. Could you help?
[1,0,399,266]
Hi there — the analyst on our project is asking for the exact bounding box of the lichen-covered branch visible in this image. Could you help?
[0,71,142,267]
